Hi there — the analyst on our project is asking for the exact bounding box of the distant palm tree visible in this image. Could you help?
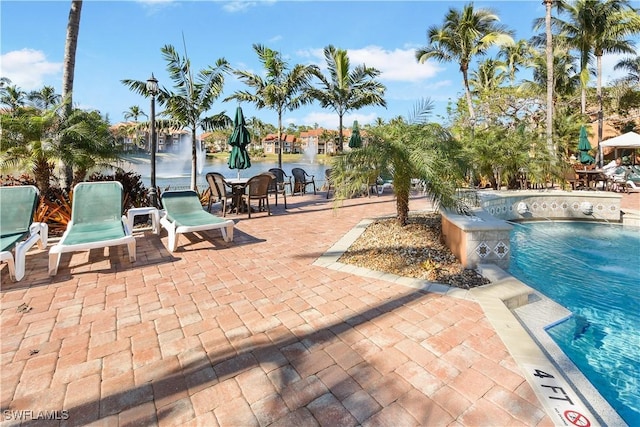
[307,45,386,152]
[590,0,639,158]
[469,59,507,94]
[123,44,230,190]
[123,105,147,122]
[498,39,534,83]
[415,3,513,123]
[28,85,61,110]
[225,44,317,169]
[555,0,640,158]
[523,40,580,102]
[0,82,27,110]
[539,0,593,115]
[614,55,640,84]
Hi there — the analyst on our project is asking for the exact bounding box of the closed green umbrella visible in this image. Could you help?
[228,106,252,178]
[348,120,362,149]
[577,125,594,165]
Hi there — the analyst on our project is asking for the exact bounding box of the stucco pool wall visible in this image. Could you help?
[441,190,624,270]
[478,190,622,222]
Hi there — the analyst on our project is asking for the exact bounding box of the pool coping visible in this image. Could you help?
[313,212,627,427]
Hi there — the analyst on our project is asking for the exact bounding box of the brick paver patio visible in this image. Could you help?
[1,191,558,426]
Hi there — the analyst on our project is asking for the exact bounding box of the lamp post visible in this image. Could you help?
[146,74,159,207]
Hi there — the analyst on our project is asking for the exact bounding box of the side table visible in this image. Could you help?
[127,207,160,235]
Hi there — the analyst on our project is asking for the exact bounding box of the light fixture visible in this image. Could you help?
[146,73,159,208]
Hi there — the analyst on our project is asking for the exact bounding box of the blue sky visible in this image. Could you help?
[1,0,638,131]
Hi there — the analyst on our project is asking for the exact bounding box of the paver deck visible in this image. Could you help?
[1,190,570,426]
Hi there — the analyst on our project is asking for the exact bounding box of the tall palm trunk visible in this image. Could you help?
[338,113,344,152]
[596,52,604,167]
[461,66,476,123]
[62,0,82,190]
[191,126,198,190]
[544,0,555,160]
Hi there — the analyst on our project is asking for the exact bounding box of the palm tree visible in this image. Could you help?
[61,0,83,190]
[28,86,61,110]
[589,0,640,154]
[614,55,640,84]
[1,103,66,194]
[225,44,317,169]
[415,3,513,123]
[544,0,594,115]
[122,44,231,190]
[553,0,640,162]
[469,59,507,94]
[522,40,580,103]
[62,109,122,187]
[331,100,464,226]
[498,39,534,83]
[543,0,555,159]
[307,45,386,152]
[0,81,28,110]
[123,105,147,122]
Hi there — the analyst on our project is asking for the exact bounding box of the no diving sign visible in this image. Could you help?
[564,410,591,427]
[522,364,599,427]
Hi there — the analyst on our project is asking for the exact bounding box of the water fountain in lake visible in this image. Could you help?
[156,136,205,178]
[303,138,317,163]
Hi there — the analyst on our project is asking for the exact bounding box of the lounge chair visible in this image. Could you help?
[205,172,234,216]
[267,168,291,208]
[49,181,136,276]
[291,167,316,195]
[241,173,274,218]
[159,190,234,252]
[1,185,48,282]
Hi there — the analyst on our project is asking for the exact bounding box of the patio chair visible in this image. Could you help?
[366,173,381,198]
[241,173,274,218]
[159,190,234,252]
[325,168,333,199]
[205,172,234,216]
[1,185,48,282]
[267,168,291,208]
[48,181,135,276]
[291,167,316,196]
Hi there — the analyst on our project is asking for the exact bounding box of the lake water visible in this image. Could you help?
[122,155,329,190]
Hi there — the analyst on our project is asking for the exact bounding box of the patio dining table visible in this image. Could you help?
[226,177,249,214]
[575,169,608,190]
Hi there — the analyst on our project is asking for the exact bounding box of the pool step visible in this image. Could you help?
[475,264,533,309]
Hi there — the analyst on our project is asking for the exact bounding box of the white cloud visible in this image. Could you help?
[0,49,62,90]
[349,46,441,82]
[222,0,276,13]
[299,45,442,83]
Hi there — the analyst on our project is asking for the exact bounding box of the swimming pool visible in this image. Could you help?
[508,221,640,425]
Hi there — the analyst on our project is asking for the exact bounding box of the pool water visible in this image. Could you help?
[508,221,640,425]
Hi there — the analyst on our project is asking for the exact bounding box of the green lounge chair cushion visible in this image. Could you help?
[0,185,39,252]
[61,221,126,246]
[1,232,29,253]
[162,191,228,227]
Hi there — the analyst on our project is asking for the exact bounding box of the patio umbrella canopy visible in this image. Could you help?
[348,120,362,149]
[577,125,595,165]
[228,106,252,178]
